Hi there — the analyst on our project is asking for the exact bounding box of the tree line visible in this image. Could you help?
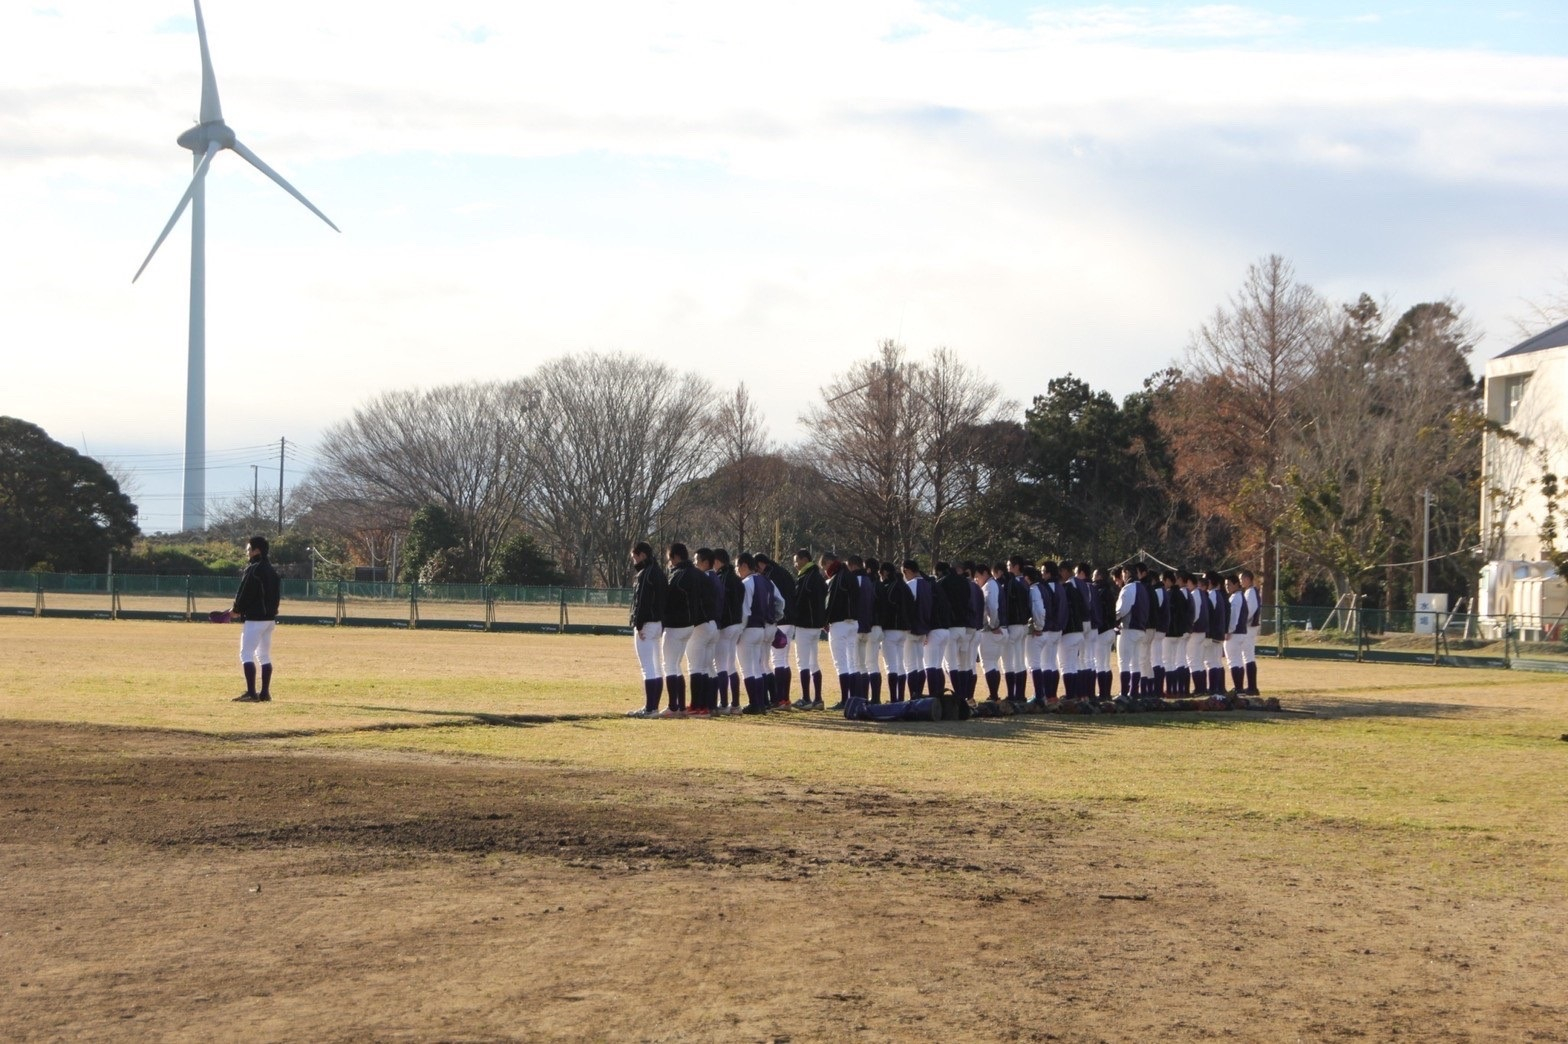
[0,254,1494,609]
[283,255,1486,609]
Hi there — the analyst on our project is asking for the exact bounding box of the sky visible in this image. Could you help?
[4,1,1568,532]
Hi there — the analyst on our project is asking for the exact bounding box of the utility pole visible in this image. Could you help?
[251,465,259,518]
[1421,489,1433,596]
[277,436,286,535]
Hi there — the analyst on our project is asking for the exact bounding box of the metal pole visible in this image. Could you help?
[1421,489,1432,596]
[277,436,286,535]
[252,465,259,518]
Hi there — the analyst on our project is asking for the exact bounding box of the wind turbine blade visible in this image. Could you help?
[230,139,341,233]
[194,0,223,123]
[133,141,220,283]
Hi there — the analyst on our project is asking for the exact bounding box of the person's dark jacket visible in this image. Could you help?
[873,577,898,629]
[885,576,916,631]
[907,575,934,636]
[1205,588,1227,641]
[232,556,281,621]
[1041,580,1064,632]
[716,567,744,627]
[1004,574,1032,627]
[929,574,954,629]
[1190,586,1210,637]
[855,571,877,634]
[1095,580,1117,634]
[1166,584,1191,638]
[1062,577,1087,632]
[967,580,986,630]
[936,571,970,629]
[630,560,667,628]
[824,564,858,624]
[791,562,827,630]
[744,572,776,629]
[763,563,796,623]
[664,561,713,628]
[1129,578,1152,631]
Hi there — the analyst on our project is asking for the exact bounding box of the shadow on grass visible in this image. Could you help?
[760,707,1308,744]
[1289,697,1497,720]
[209,706,612,742]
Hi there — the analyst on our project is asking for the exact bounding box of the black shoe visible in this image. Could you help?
[256,693,272,702]
[233,692,261,702]
[740,704,766,715]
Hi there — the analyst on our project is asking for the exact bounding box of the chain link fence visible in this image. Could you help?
[6,571,1568,673]
[0,571,634,635]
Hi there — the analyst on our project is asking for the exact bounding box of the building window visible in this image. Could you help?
[1501,373,1530,424]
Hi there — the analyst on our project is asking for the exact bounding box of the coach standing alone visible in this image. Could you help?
[230,535,281,703]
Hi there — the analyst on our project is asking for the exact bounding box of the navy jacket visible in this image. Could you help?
[1039,581,1062,632]
[1204,588,1227,641]
[1095,580,1117,634]
[907,576,934,636]
[886,577,917,631]
[936,571,971,629]
[764,564,796,621]
[873,577,899,629]
[1189,587,1210,637]
[824,566,858,624]
[1129,579,1151,631]
[716,567,745,628]
[1165,585,1191,638]
[791,563,827,630]
[855,571,877,633]
[1063,577,1089,632]
[630,561,667,628]
[966,581,986,630]
[664,561,713,628]
[1153,585,1171,634]
[233,556,281,622]
[744,572,777,629]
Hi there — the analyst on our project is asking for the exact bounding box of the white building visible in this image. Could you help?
[1479,319,1568,637]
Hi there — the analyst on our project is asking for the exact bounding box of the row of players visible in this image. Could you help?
[627,542,1264,717]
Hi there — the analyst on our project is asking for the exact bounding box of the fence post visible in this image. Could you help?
[1355,606,1365,662]
[110,573,120,621]
[335,580,345,625]
[558,588,568,633]
[409,583,419,629]
[185,575,194,622]
[483,584,494,631]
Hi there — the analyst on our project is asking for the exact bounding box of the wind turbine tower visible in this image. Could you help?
[134,0,339,532]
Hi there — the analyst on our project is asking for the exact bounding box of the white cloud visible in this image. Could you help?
[2,1,1567,528]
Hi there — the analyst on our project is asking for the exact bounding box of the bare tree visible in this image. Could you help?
[1162,254,1329,592]
[1511,268,1568,340]
[301,381,537,579]
[914,346,1010,562]
[801,340,925,560]
[1282,297,1480,603]
[521,353,712,585]
[705,383,774,551]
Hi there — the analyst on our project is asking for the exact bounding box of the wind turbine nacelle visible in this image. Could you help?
[177,120,236,153]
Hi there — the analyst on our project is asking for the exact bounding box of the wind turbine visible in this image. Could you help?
[133,0,339,532]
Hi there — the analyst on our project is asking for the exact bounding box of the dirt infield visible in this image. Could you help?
[3,619,1567,1041]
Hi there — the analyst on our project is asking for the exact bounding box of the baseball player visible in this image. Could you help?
[230,535,281,703]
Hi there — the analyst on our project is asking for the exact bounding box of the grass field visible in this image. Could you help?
[3,617,1566,1041]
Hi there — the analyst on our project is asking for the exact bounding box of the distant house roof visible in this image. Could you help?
[1496,317,1568,359]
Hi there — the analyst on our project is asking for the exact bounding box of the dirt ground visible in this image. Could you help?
[4,719,1566,1043]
